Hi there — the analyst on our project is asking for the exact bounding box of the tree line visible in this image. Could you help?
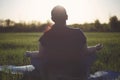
[0,16,120,32]
[70,16,120,32]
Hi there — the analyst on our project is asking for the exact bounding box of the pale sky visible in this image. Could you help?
[0,0,120,24]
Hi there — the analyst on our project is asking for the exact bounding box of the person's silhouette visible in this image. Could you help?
[39,5,103,80]
[40,5,86,61]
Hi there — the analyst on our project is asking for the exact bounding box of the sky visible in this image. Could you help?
[0,0,120,24]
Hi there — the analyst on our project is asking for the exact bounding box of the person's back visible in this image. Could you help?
[40,24,86,62]
[40,25,88,80]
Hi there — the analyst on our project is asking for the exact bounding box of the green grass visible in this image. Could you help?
[85,32,120,72]
[0,32,120,79]
[0,33,43,65]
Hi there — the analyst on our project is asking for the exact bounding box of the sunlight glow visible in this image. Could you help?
[0,0,120,24]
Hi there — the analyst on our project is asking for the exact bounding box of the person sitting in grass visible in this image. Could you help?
[26,5,103,80]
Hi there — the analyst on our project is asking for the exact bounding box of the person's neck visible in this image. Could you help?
[54,21,66,27]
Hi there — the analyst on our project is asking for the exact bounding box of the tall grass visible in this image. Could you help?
[85,32,120,72]
[0,33,43,80]
[0,32,120,79]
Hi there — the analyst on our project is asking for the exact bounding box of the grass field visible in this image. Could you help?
[0,32,120,79]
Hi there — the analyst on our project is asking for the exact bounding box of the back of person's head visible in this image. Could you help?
[51,5,68,22]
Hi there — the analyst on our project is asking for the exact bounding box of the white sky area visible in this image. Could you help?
[0,0,120,24]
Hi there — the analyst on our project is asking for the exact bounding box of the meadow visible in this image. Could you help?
[0,32,120,79]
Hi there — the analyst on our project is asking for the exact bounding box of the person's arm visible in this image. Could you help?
[38,42,45,57]
[82,43,103,55]
[87,43,103,53]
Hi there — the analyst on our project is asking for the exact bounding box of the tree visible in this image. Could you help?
[94,20,103,32]
[5,19,10,27]
[109,16,120,32]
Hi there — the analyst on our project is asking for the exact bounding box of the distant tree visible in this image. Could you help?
[94,20,103,32]
[109,16,120,32]
[118,21,120,31]
[0,20,3,27]
[5,19,11,27]
[102,23,110,32]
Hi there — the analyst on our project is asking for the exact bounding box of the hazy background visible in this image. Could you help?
[0,0,120,24]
